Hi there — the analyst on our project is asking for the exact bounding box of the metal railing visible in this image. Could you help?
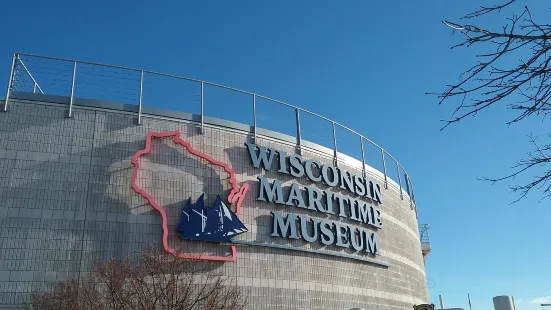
[4,54,44,98]
[419,224,430,243]
[2,52,417,208]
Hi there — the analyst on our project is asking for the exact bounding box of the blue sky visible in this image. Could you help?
[1,0,550,309]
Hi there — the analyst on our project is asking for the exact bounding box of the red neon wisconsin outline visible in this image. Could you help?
[130,130,249,262]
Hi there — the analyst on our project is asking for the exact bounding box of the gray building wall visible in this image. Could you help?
[0,97,428,309]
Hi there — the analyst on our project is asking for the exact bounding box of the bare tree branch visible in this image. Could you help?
[429,1,551,129]
[463,0,517,19]
[430,0,551,201]
[481,135,551,202]
[31,247,247,310]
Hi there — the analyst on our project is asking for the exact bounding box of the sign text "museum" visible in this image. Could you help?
[245,143,383,255]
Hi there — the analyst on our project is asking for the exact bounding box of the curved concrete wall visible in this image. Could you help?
[0,97,428,309]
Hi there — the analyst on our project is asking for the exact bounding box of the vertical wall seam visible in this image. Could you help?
[77,110,97,282]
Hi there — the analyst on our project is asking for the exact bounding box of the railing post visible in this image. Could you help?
[295,108,301,155]
[200,82,204,133]
[405,173,413,208]
[137,70,143,125]
[33,82,37,94]
[332,122,338,167]
[410,176,415,209]
[360,137,366,177]
[3,53,17,112]
[252,94,257,143]
[381,149,388,189]
[396,162,403,200]
[409,176,416,207]
[68,61,77,118]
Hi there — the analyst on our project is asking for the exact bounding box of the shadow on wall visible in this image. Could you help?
[0,135,232,275]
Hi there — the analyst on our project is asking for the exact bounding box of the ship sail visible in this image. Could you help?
[218,198,248,238]
[205,196,224,236]
[177,194,248,243]
[176,197,191,233]
[178,194,207,240]
[190,194,206,236]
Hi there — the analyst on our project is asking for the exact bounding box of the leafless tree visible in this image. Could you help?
[31,247,247,310]
[430,0,551,201]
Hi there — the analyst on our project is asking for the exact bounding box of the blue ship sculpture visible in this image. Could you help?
[176,194,248,243]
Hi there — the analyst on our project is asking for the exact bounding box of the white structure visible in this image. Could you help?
[493,295,515,310]
[0,53,430,310]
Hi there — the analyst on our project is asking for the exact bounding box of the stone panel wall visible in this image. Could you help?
[0,98,428,309]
